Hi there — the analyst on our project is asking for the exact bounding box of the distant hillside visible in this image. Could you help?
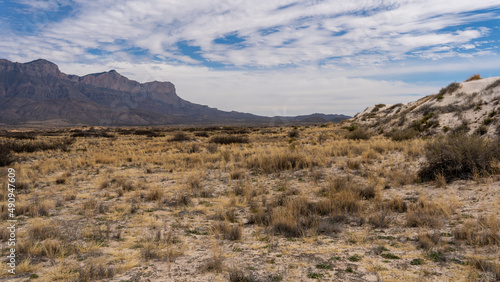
[349,76,500,136]
[0,59,350,126]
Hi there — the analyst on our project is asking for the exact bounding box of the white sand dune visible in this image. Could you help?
[351,76,500,136]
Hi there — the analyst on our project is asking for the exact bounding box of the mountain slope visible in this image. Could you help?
[350,76,500,136]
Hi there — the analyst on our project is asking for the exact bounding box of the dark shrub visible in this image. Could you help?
[418,134,500,182]
[1,138,74,153]
[133,130,162,137]
[170,131,191,142]
[346,127,371,140]
[452,123,470,134]
[195,131,210,137]
[0,144,15,166]
[485,78,500,91]
[210,135,249,144]
[0,131,36,140]
[288,128,300,138]
[475,125,488,136]
[224,127,251,134]
[71,130,115,138]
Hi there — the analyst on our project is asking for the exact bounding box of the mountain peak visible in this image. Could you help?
[27,58,57,65]
[23,58,62,78]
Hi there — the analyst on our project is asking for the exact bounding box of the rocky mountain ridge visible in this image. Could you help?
[0,59,349,126]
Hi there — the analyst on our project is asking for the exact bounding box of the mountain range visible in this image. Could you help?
[0,59,350,126]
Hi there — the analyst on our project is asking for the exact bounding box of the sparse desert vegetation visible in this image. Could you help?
[1,125,499,281]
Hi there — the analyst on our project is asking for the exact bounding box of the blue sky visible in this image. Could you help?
[1,0,500,116]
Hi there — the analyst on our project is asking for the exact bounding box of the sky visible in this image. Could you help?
[1,0,500,117]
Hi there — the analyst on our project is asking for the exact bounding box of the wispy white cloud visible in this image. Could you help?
[3,0,499,66]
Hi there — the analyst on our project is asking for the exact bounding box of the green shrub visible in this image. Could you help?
[386,129,418,141]
[346,125,358,131]
[438,82,461,96]
[307,272,323,279]
[410,258,423,265]
[418,134,500,182]
[381,253,400,259]
[228,268,258,282]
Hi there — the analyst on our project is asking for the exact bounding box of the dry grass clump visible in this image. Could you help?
[230,168,246,180]
[246,150,316,173]
[467,256,500,281]
[187,173,203,190]
[214,207,237,222]
[381,196,408,213]
[28,219,60,240]
[115,177,136,192]
[419,133,500,182]
[406,197,453,228]
[368,211,391,228]
[213,221,242,241]
[265,194,351,237]
[453,214,500,246]
[28,199,52,217]
[78,260,116,282]
[140,231,184,262]
[145,185,164,202]
[270,206,308,237]
[465,74,482,82]
[82,197,108,214]
[417,230,442,251]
